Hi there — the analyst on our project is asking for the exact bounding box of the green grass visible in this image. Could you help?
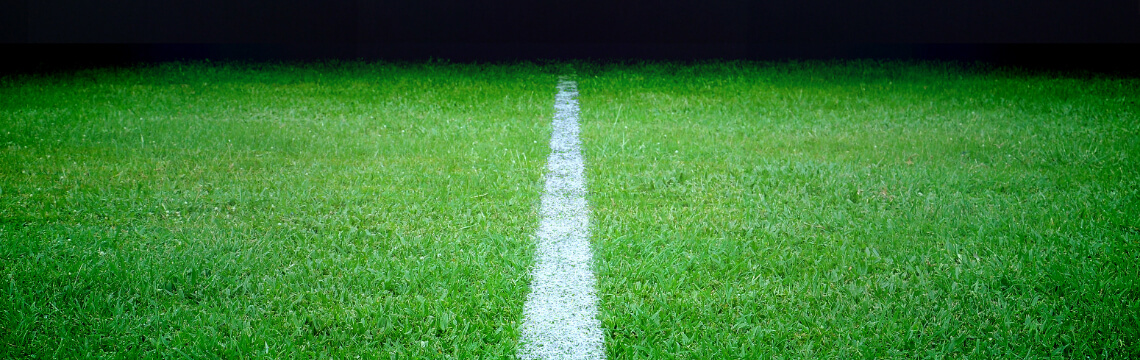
[1,61,557,358]
[3,60,1138,359]
[578,61,1140,359]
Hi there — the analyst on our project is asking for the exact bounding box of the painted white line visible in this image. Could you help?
[518,78,606,360]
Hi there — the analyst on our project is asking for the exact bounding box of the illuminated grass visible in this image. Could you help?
[3,59,1138,359]
[0,61,556,358]
[578,60,1139,359]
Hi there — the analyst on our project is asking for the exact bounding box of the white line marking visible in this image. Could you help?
[518,78,606,360]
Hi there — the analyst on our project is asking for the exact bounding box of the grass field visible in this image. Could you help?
[577,61,1139,358]
[1,61,557,358]
[2,60,1138,359]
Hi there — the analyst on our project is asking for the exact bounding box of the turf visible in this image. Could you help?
[577,61,1139,359]
[0,61,556,358]
[2,60,1138,359]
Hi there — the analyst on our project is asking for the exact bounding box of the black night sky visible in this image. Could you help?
[2,0,1140,71]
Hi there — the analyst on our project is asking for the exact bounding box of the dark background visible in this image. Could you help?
[3,0,1140,73]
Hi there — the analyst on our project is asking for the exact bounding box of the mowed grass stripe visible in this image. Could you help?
[0,62,557,358]
[579,61,1139,359]
[519,78,606,360]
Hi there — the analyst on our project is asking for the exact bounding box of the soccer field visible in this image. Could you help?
[578,61,1139,358]
[1,62,555,358]
[2,60,1138,358]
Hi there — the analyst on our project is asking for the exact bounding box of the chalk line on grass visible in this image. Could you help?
[518,78,605,360]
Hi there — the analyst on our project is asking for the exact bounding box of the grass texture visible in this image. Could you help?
[1,61,555,358]
[2,60,1138,359]
[578,61,1139,359]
